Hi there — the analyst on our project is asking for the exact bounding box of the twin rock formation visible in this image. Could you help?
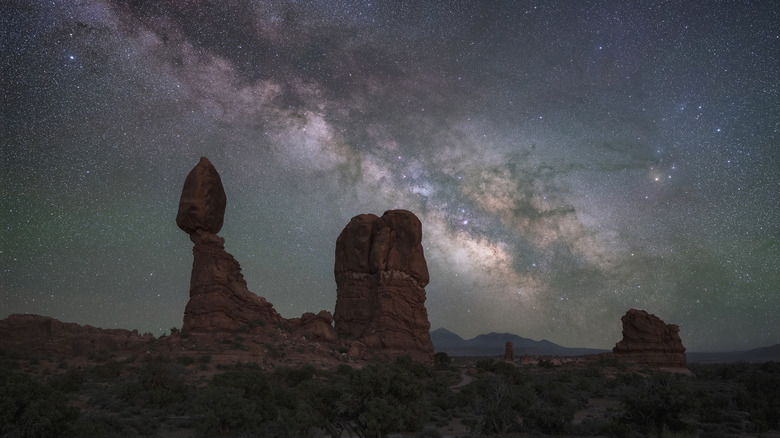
[176,157,433,362]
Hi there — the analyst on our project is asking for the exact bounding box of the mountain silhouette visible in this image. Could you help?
[430,328,608,357]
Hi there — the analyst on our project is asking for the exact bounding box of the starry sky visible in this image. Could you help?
[2,1,778,352]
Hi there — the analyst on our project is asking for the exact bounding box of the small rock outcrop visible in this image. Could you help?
[505,341,514,362]
[287,310,338,343]
[613,308,687,368]
[334,210,434,361]
[177,157,283,332]
[0,314,153,356]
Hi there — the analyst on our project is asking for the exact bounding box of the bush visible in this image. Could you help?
[619,372,694,436]
[0,370,79,436]
[120,359,189,409]
[341,362,430,437]
[465,374,532,435]
[434,352,452,370]
[48,368,84,393]
[209,364,277,422]
[176,356,195,366]
[91,359,123,378]
[194,386,264,437]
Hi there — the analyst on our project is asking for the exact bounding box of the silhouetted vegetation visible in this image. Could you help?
[1,347,779,437]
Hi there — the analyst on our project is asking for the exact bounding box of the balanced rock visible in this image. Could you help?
[613,308,687,368]
[334,210,433,361]
[177,157,282,332]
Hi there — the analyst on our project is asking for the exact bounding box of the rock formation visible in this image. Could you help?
[334,210,434,361]
[504,341,514,362]
[0,314,153,356]
[286,310,338,343]
[177,157,283,332]
[613,308,687,368]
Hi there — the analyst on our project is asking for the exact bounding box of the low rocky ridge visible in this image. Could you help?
[0,314,154,356]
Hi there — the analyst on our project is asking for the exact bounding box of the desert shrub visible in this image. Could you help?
[526,383,577,434]
[91,359,123,378]
[618,372,694,436]
[88,348,113,363]
[737,361,780,430]
[275,364,317,387]
[340,362,430,437]
[336,364,354,376]
[209,363,278,422]
[598,355,628,370]
[434,352,452,370]
[475,358,497,372]
[293,372,351,438]
[394,355,434,379]
[176,355,195,366]
[0,370,79,437]
[194,386,265,437]
[67,413,127,437]
[119,359,190,410]
[582,365,605,384]
[465,374,533,435]
[428,372,458,410]
[48,367,84,393]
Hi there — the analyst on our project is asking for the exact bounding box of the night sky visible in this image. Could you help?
[2,1,778,352]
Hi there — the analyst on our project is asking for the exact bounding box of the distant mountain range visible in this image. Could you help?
[431,328,780,363]
[430,328,608,357]
[686,344,780,363]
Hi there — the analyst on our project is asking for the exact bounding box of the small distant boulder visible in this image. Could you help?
[613,308,687,368]
[505,341,514,362]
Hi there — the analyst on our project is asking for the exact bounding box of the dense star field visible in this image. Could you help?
[2,1,778,352]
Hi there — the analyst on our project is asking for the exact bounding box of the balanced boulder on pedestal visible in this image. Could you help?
[177,157,282,332]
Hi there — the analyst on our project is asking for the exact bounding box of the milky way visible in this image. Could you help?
[2,1,778,351]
